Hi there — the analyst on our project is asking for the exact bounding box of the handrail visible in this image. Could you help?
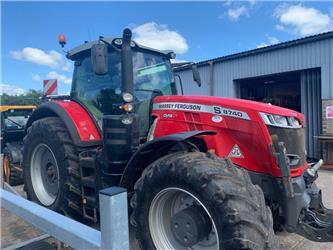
[0,187,129,250]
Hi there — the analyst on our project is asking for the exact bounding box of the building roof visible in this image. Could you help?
[174,31,333,71]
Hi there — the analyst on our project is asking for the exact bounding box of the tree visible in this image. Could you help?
[0,89,43,105]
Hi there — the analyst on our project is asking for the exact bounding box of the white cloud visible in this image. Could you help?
[257,36,280,48]
[47,71,72,85]
[257,43,268,48]
[0,84,26,96]
[10,47,73,72]
[228,6,248,21]
[274,5,332,36]
[32,73,41,81]
[268,36,279,45]
[133,22,189,54]
[10,47,62,68]
[275,24,285,31]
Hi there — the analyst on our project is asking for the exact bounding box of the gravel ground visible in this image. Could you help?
[1,170,333,249]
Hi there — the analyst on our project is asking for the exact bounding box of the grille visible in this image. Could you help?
[184,112,203,130]
[268,126,306,168]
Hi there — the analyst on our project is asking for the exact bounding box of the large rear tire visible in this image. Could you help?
[23,117,82,218]
[131,152,274,249]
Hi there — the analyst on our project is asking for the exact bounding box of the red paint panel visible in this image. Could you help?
[152,95,307,178]
[54,100,101,141]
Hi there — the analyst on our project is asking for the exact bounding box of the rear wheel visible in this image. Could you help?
[3,147,23,186]
[23,117,82,218]
[131,152,274,249]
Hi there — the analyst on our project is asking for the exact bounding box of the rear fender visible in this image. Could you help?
[119,130,216,192]
[26,101,101,147]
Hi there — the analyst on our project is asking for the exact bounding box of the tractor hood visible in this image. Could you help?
[153,95,304,123]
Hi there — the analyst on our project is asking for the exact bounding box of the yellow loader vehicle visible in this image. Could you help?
[1,105,35,185]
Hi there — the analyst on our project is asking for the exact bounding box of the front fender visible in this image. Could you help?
[120,130,215,192]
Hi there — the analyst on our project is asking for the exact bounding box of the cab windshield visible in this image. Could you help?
[72,49,175,137]
[2,109,32,130]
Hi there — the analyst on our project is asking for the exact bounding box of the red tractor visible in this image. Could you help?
[23,29,333,249]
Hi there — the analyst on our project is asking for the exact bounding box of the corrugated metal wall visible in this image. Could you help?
[176,37,333,99]
[174,35,333,159]
[301,68,321,158]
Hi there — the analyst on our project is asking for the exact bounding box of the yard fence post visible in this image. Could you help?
[99,187,129,250]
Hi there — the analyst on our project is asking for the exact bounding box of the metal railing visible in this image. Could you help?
[0,185,129,250]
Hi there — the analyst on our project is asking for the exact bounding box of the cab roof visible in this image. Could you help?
[0,105,36,112]
[66,37,173,61]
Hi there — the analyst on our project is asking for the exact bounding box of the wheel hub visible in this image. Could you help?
[46,164,57,183]
[30,143,60,206]
[170,205,212,247]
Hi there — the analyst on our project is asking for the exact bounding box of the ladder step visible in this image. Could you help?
[83,196,97,207]
[83,207,98,223]
[80,157,95,169]
[82,176,95,188]
[79,150,99,223]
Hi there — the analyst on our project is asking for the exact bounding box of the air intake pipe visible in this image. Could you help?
[121,28,133,94]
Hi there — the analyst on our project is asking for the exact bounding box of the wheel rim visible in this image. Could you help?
[3,155,10,183]
[149,187,219,250]
[30,144,59,206]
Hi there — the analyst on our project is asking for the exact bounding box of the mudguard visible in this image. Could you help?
[120,130,216,192]
[26,101,101,147]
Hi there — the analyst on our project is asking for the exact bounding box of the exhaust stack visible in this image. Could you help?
[121,28,133,94]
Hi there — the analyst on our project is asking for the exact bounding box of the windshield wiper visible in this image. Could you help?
[99,37,121,53]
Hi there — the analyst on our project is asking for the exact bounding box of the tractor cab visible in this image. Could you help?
[1,105,35,186]
[67,34,177,139]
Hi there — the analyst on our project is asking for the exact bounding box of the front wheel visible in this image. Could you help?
[131,152,274,249]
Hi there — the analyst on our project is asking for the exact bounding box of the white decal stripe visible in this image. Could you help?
[153,102,250,120]
[44,79,55,92]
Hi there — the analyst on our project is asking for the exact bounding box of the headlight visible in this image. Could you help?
[122,92,133,103]
[272,115,288,126]
[122,103,134,112]
[288,117,301,127]
[260,112,301,128]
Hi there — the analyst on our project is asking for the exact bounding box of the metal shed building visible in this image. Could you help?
[173,31,333,159]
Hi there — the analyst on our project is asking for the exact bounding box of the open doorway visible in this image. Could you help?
[235,69,321,159]
[237,71,301,112]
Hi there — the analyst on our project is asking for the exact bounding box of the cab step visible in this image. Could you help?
[79,150,100,223]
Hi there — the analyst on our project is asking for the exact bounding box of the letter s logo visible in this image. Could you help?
[214,106,222,114]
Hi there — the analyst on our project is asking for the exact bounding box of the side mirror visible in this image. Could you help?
[192,64,201,87]
[91,44,108,75]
